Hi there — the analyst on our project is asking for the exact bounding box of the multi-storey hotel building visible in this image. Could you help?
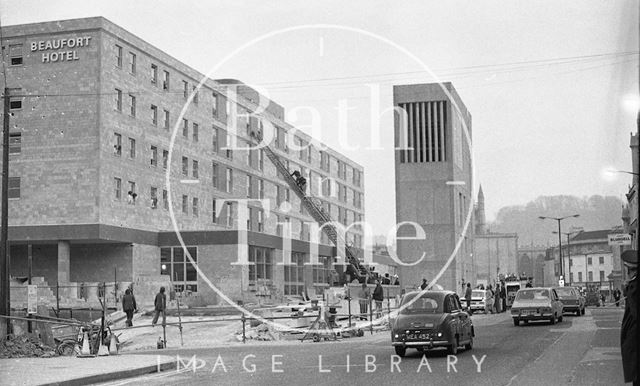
[0,17,365,305]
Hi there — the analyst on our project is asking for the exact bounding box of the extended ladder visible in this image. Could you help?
[251,131,370,282]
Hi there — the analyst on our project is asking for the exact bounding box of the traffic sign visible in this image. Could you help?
[608,233,632,246]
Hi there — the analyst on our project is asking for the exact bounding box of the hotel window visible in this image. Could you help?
[192,86,199,104]
[113,133,122,156]
[162,150,168,169]
[7,177,20,199]
[128,138,136,158]
[247,207,253,231]
[151,64,158,84]
[183,80,189,99]
[588,257,592,265]
[192,160,199,178]
[193,123,199,142]
[114,177,121,200]
[285,187,290,203]
[257,209,264,232]
[588,271,593,282]
[246,174,253,198]
[248,246,274,283]
[150,146,158,167]
[284,252,304,295]
[9,98,21,110]
[212,93,219,117]
[163,110,170,130]
[127,181,136,204]
[163,70,170,90]
[182,118,189,138]
[212,199,218,223]
[598,256,604,265]
[313,256,332,284]
[150,187,158,209]
[9,44,23,66]
[599,271,605,282]
[320,151,330,172]
[9,132,21,154]
[226,134,233,159]
[276,185,282,206]
[247,146,253,167]
[337,160,343,179]
[150,105,158,125]
[212,127,219,153]
[128,94,136,117]
[353,169,361,187]
[115,45,122,67]
[128,52,136,74]
[182,195,188,214]
[163,189,168,210]
[212,162,219,188]
[578,272,583,282]
[182,157,188,175]
[226,202,234,227]
[192,197,199,217]
[115,89,122,112]
[160,247,198,293]
[259,149,264,171]
[226,168,233,193]
[259,179,265,199]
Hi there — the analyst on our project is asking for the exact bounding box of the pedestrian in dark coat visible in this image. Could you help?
[122,288,137,327]
[152,286,167,326]
[614,288,621,307]
[372,280,384,318]
[620,250,638,384]
[494,283,501,313]
[500,282,507,312]
[464,283,473,314]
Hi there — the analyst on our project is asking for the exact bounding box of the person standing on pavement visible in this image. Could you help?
[372,280,384,318]
[464,283,473,314]
[152,286,167,326]
[620,250,638,385]
[614,288,622,307]
[358,283,371,319]
[500,281,507,312]
[494,283,501,313]
[122,288,137,327]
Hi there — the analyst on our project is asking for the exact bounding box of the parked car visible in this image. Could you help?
[510,287,564,326]
[470,289,494,313]
[554,286,585,316]
[391,290,474,357]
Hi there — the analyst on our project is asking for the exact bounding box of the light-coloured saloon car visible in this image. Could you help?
[510,287,564,326]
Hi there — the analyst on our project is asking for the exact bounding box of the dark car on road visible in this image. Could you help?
[391,290,474,357]
[511,287,564,326]
[554,286,585,316]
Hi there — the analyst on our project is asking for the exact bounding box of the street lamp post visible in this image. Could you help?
[539,215,580,285]
[553,230,579,286]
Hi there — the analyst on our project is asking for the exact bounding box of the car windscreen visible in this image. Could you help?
[555,288,575,297]
[515,289,550,301]
[400,294,444,313]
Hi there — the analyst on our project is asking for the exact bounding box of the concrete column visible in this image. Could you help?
[57,241,70,283]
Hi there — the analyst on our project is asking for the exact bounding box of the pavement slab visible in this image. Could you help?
[0,354,175,385]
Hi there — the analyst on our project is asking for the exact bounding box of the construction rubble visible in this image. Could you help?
[236,323,282,342]
[0,335,58,358]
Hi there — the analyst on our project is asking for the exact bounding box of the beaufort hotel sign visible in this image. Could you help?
[30,36,92,63]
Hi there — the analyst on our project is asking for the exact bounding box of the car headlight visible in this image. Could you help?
[436,332,443,337]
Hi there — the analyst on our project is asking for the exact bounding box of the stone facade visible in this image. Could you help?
[394,83,474,291]
[1,17,366,306]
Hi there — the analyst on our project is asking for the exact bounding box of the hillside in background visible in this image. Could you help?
[488,195,625,247]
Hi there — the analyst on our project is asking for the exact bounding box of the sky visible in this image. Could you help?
[1,0,638,237]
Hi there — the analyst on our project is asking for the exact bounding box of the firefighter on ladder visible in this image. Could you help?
[291,170,307,192]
